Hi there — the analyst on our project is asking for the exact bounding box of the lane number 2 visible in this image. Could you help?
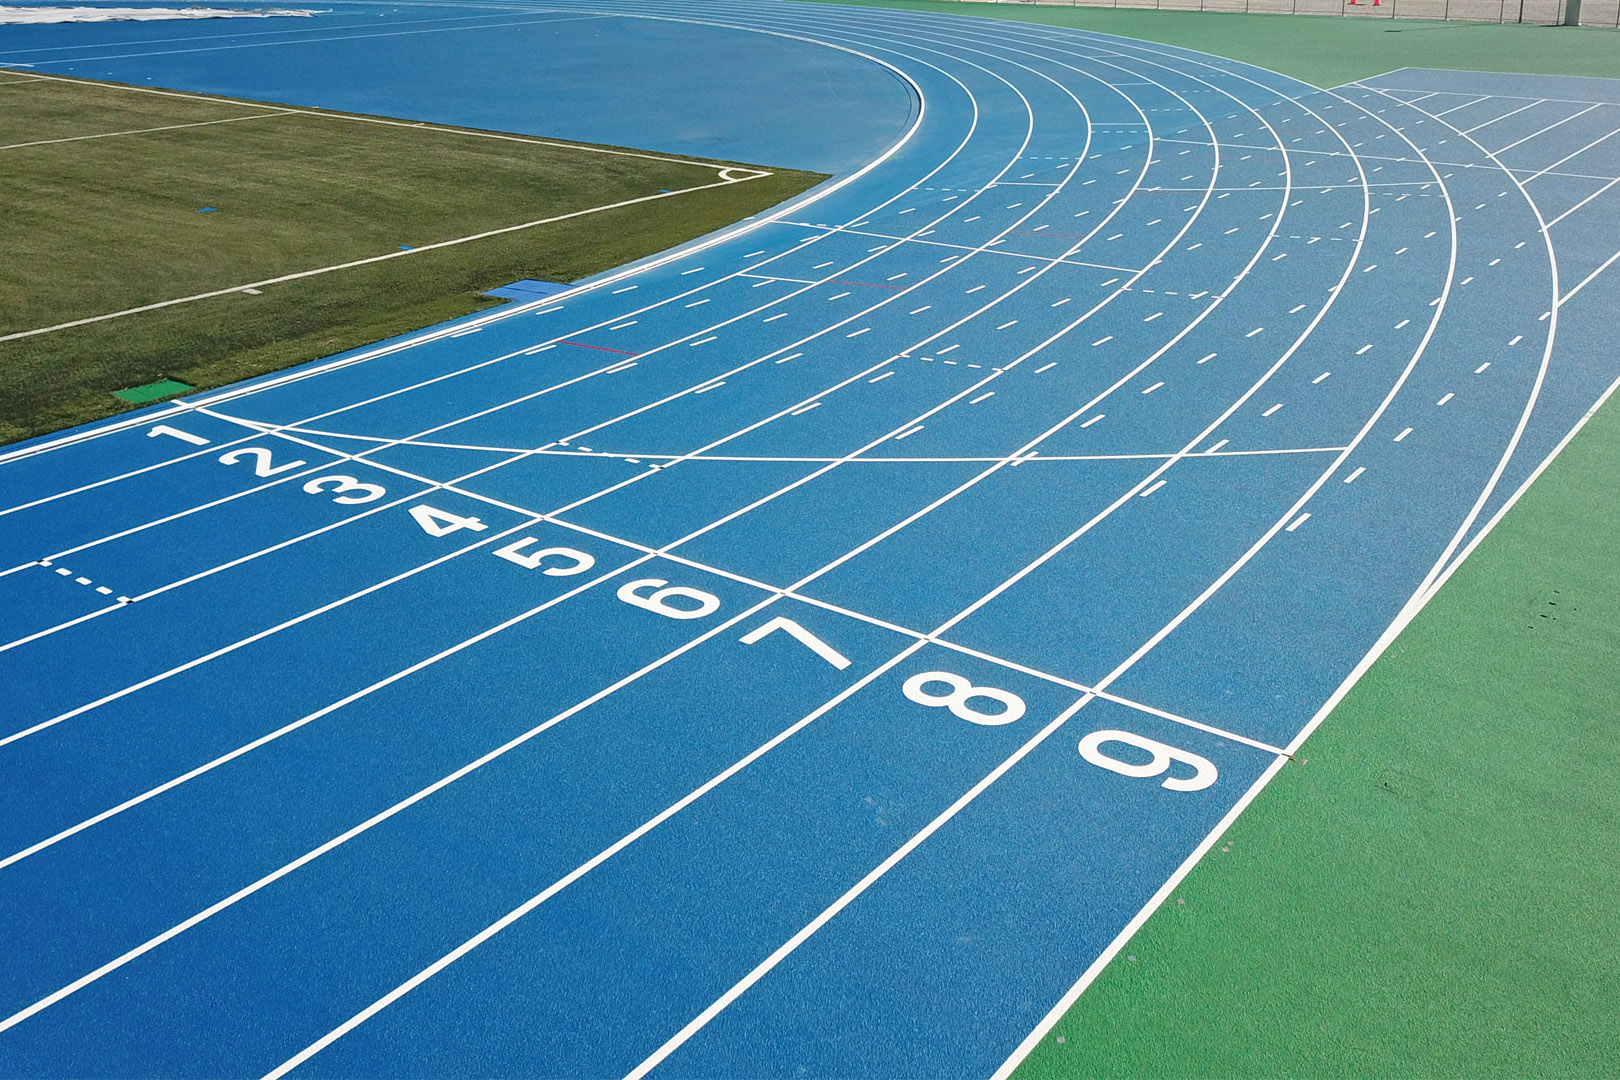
[219,447,307,477]
[1078,730,1217,792]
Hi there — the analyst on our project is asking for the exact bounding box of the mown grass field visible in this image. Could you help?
[0,74,824,445]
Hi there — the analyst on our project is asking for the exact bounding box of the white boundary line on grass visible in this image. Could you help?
[0,174,766,344]
[0,109,295,151]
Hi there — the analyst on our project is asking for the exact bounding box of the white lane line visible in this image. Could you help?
[1312,372,1331,384]
[1344,466,1365,483]
[1285,512,1310,532]
[893,425,924,441]
[1490,102,1602,155]
[250,31,1370,1075]
[1394,426,1413,441]
[1035,362,1058,374]
[869,372,896,384]
[0,108,294,152]
[1262,403,1283,416]
[1545,174,1620,228]
[1142,382,1164,395]
[969,392,995,404]
[0,27,1328,1055]
[1476,362,1491,373]
[1437,392,1454,405]
[1138,479,1166,497]
[789,402,821,416]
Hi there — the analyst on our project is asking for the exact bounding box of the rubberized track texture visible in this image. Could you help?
[1,3,1619,1077]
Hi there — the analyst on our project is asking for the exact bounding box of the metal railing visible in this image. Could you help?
[950,0,1620,28]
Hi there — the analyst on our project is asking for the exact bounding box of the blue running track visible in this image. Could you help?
[2,3,1619,1076]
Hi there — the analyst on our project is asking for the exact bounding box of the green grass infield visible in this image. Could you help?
[0,73,825,445]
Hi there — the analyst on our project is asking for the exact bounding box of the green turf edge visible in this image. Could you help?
[794,0,1620,88]
[112,378,194,405]
[1012,387,1620,1079]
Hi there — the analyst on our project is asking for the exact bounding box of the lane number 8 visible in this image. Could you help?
[902,671,1025,726]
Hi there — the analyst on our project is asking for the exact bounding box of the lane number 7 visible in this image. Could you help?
[740,615,851,670]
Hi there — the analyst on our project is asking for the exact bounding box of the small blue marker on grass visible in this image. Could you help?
[195,207,217,213]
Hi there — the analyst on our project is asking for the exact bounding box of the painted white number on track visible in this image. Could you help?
[902,671,1025,726]
[408,504,488,537]
[147,425,209,446]
[218,447,308,478]
[739,616,851,669]
[302,475,387,505]
[493,538,594,575]
[1078,729,1217,792]
[617,579,720,620]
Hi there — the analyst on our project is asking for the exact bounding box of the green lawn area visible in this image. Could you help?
[0,73,824,445]
[794,3,1620,1075]
[802,0,1620,88]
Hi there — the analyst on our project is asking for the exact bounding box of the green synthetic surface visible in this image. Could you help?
[803,0,1620,88]
[797,2,1620,1075]
[0,74,823,445]
[112,378,193,405]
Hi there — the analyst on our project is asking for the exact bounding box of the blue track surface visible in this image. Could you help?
[3,4,1620,1076]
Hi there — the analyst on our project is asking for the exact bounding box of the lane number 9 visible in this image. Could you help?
[1079,729,1217,792]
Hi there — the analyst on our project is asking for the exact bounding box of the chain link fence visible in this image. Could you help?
[947,0,1620,28]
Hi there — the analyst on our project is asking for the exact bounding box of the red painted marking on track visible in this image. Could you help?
[830,279,902,289]
[559,340,639,355]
